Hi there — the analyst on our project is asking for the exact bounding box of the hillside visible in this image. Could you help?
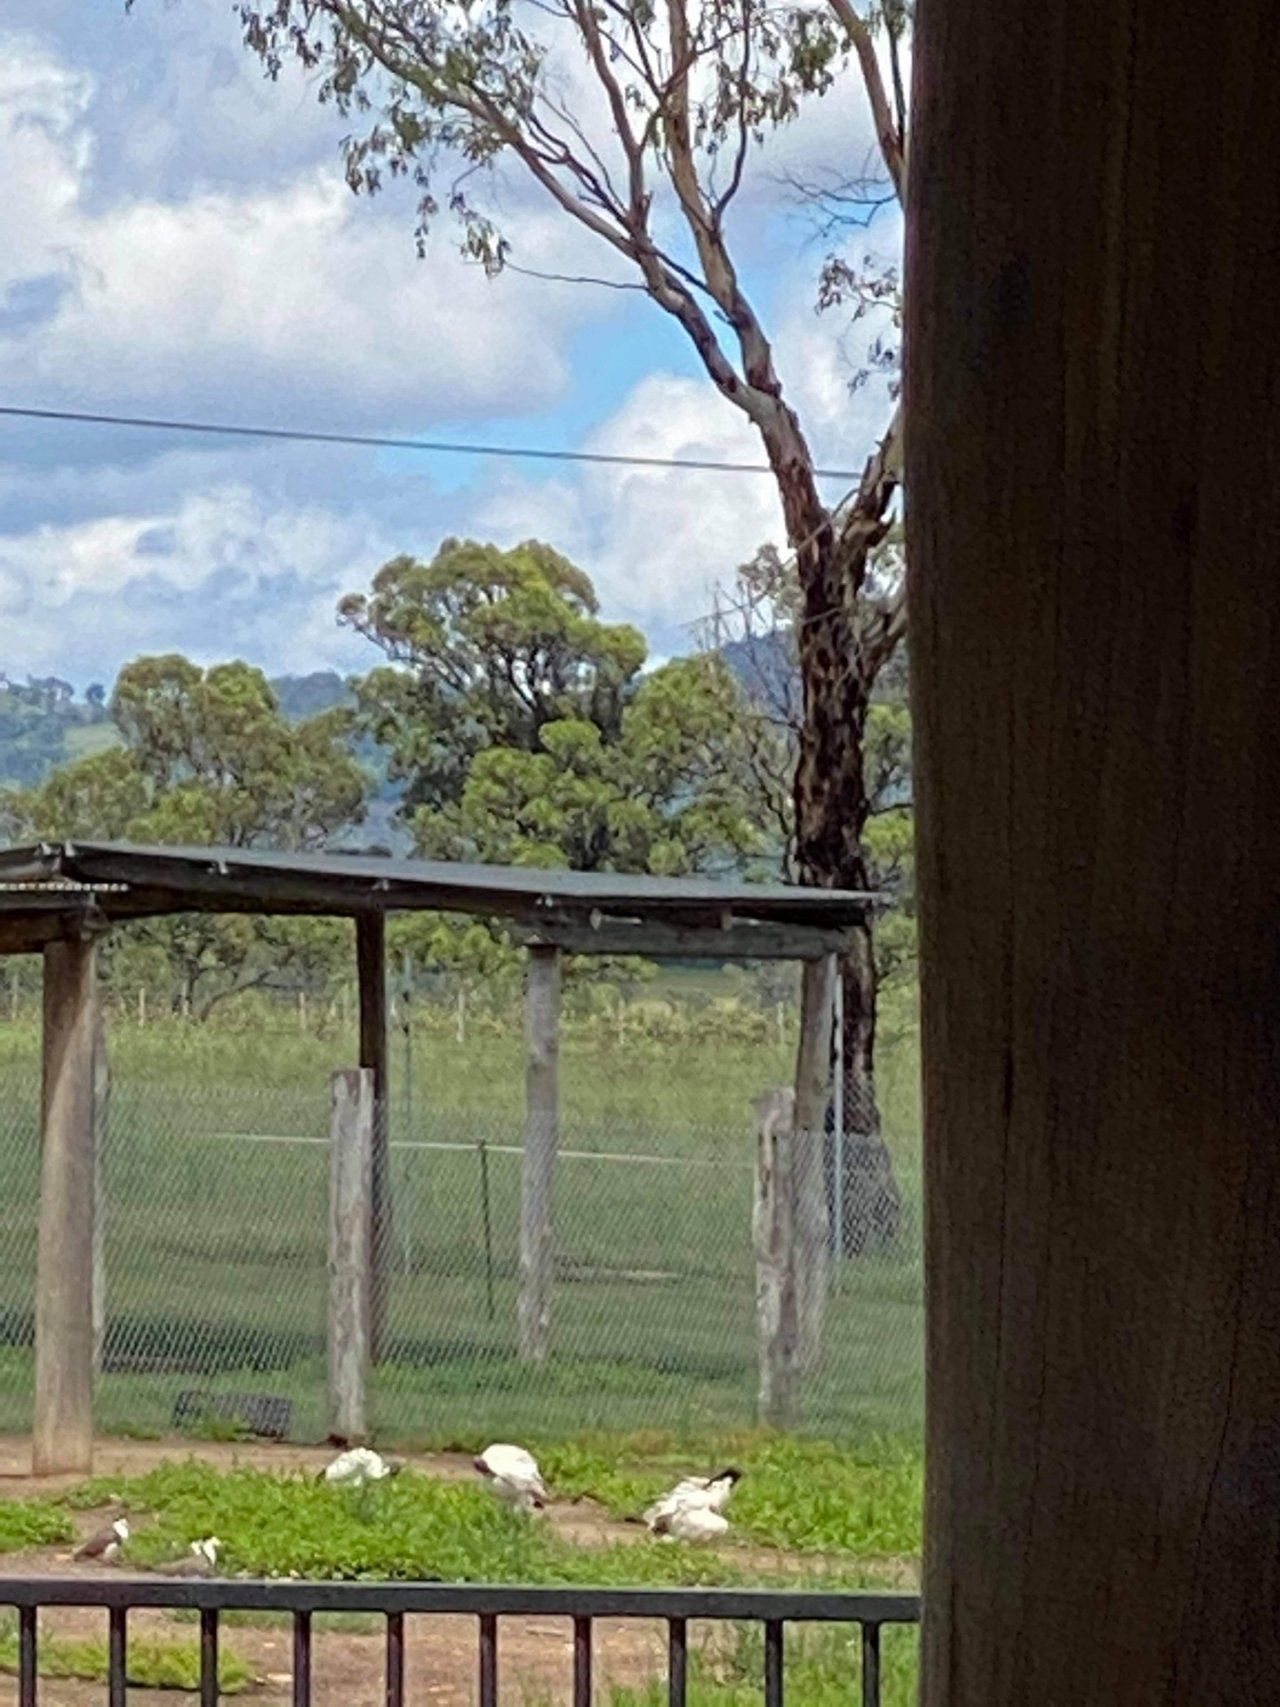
[0,670,352,789]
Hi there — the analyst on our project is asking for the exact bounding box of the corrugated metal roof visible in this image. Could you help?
[0,841,877,929]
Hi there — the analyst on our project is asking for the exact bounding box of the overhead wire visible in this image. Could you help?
[0,404,864,482]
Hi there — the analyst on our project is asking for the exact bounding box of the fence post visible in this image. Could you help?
[328,1068,374,1443]
[91,999,110,1379]
[754,1087,799,1427]
[356,915,390,1364]
[518,945,561,1363]
[831,973,846,1268]
[34,933,100,1475]
[794,955,836,1373]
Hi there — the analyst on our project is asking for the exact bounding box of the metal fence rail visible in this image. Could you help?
[0,1577,921,1707]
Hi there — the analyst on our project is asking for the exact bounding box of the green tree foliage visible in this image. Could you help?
[345,539,763,877]
[8,657,366,1015]
[0,675,107,788]
[353,539,766,989]
[343,540,646,814]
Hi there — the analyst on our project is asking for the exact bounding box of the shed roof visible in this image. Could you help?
[0,841,877,958]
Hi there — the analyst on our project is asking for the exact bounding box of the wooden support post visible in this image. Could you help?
[793,954,836,1373]
[34,935,99,1476]
[518,945,561,1364]
[328,1069,373,1444]
[91,998,109,1379]
[356,915,390,1364]
[753,1087,799,1427]
[909,1,1280,1698]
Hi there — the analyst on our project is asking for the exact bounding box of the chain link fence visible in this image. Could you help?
[0,1024,922,1447]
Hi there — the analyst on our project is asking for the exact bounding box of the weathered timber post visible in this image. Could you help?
[518,945,561,1363]
[356,914,390,1363]
[754,1086,799,1427]
[328,1068,373,1443]
[91,997,109,1379]
[793,954,836,1372]
[910,0,1280,1698]
[34,933,99,1475]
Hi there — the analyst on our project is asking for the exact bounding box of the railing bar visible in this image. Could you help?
[385,1610,405,1707]
[0,1580,919,1622]
[292,1610,312,1707]
[667,1616,688,1707]
[478,1612,498,1707]
[764,1619,784,1707]
[573,1615,593,1707]
[18,1605,37,1707]
[108,1605,127,1707]
[861,1621,882,1707]
[200,1608,219,1707]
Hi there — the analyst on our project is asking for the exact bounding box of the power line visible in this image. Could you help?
[0,404,864,482]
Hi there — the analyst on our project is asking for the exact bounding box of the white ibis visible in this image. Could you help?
[321,1448,404,1489]
[473,1444,548,1513]
[643,1467,742,1532]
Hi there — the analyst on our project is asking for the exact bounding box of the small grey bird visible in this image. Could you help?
[161,1537,221,1578]
[73,1517,129,1563]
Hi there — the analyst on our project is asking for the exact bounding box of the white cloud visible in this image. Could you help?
[478,373,784,639]
[0,19,905,684]
[0,37,93,296]
[0,484,387,680]
[0,31,622,425]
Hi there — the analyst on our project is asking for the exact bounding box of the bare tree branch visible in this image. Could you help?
[825,0,907,204]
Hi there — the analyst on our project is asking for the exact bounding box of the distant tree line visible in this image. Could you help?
[1,537,914,1017]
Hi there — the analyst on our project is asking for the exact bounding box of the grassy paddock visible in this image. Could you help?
[0,1006,923,1445]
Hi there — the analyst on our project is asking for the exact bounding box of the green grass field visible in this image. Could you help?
[0,1003,923,1447]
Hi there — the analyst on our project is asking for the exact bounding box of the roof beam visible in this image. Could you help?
[511,916,854,961]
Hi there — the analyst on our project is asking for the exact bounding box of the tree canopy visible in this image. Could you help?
[6,542,775,1007]
[215,0,911,1127]
[6,657,365,1014]
[342,537,763,876]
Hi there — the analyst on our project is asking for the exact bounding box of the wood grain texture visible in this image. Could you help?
[907,2,1280,1700]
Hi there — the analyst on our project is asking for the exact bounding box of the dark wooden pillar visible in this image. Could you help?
[908,3,1280,1702]
[356,914,390,1363]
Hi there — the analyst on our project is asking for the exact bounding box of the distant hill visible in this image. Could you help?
[270,670,352,721]
[720,627,910,708]
[0,670,355,788]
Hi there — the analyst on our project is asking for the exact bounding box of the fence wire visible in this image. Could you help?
[0,1055,922,1446]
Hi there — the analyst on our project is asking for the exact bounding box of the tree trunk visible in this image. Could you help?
[790,525,900,1259]
[827,922,903,1257]
[909,0,1280,1700]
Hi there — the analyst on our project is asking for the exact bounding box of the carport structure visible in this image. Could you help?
[0,839,875,1474]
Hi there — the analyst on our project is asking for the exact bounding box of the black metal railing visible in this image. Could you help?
[0,1578,920,1706]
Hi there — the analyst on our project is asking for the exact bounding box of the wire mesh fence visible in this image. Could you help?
[0,1035,923,1447]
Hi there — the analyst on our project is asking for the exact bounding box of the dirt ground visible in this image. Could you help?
[0,1435,913,1702]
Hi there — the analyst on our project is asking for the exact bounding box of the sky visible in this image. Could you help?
[0,0,901,690]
